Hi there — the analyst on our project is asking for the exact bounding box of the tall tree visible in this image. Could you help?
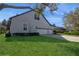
[64,7,79,31]
[1,19,7,26]
[6,19,11,30]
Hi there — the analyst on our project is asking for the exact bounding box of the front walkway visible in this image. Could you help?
[43,34,79,42]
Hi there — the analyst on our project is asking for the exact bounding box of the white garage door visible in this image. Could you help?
[37,29,53,34]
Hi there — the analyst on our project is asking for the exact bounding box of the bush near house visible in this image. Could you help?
[0,19,7,34]
[63,31,79,35]
[0,25,6,34]
[53,27,66,34]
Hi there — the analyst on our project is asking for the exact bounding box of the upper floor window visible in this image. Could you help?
[34,13,40,20]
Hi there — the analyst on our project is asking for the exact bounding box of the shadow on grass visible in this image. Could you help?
[5,34,69,43]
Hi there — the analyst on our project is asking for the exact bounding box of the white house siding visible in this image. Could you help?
[10,11,53,34]
[34,12,53,34]
[10,11,37,34]
[37,29,53,34]
[35,15,52,29]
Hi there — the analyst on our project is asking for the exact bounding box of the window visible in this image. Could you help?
[34,13,40,20]
[35,26,38,29]
[23,24,27,30]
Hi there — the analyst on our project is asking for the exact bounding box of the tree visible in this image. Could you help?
[6,19,11,30]
[0,19,7,34]
[0,3,57,15]
[1,19,7,26]
[64,7,79,31]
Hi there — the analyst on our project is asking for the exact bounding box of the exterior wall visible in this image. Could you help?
[10,11,53,34]
[37,29,53,34]
[10,11,37,33]
[35,15,52,29]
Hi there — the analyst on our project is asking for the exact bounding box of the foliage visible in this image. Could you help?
[0,3,57,15]
[64,31,79,35]
[53,27,66,33]
[1,19,7,26]
[0,19,7,34]
[0,26,6,34]
[6,19,11,30]
[64,8,79,31]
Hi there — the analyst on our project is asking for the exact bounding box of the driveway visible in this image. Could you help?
[61,35,79,42]
[43,34,79,42]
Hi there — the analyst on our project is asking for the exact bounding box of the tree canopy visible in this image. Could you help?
[64,7,79,31]
[0,3,57,15]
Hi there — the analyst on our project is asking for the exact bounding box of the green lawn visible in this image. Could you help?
[0,34,79,56]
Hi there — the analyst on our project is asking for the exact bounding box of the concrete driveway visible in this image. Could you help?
[43,34,79,42]
[61,35,79,42]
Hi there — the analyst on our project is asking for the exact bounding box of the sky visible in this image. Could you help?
[0,3,79,27]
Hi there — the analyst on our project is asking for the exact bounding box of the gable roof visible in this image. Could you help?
[10,9,53,26]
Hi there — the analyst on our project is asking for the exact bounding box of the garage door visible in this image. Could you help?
[37,29,53,34]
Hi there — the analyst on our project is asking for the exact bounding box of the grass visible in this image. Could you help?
[0,34,79,56]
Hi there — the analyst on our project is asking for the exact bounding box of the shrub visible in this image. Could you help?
[64,31,79,35]
[11,32,39,36]
[5,32,11,37]
[0,27,6,34]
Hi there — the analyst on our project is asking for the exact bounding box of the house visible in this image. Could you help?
[9,10,54,36]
